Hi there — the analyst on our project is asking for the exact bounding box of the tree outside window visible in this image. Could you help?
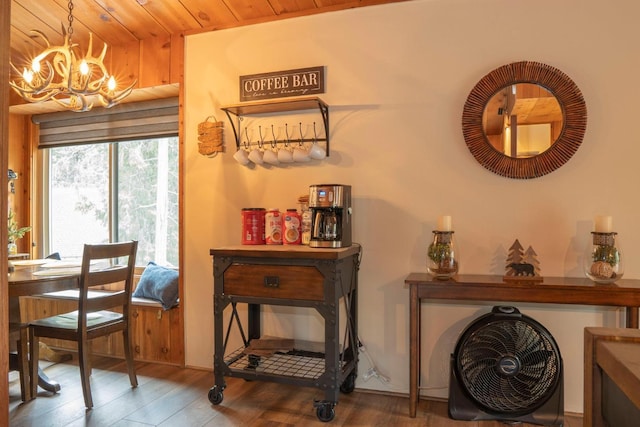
[48,136,178,266]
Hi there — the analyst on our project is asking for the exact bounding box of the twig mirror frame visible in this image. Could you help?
[462,61,587,179]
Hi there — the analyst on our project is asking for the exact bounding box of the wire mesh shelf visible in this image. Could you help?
[225,346,345,380]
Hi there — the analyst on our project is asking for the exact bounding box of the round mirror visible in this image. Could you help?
[462,61,587,179]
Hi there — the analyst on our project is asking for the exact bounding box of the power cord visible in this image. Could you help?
[359,340,390,384]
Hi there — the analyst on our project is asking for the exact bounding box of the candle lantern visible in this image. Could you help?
[584,216,624,284]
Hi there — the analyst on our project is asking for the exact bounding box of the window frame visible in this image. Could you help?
[33,98,180,263]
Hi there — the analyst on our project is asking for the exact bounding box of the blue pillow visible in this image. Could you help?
[133,262,179,310]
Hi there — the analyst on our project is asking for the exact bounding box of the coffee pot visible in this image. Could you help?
[309,184,352,248]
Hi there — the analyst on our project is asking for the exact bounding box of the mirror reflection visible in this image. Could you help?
[483,84,563,158]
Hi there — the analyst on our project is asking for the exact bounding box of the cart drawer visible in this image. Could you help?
[223,264,324,301]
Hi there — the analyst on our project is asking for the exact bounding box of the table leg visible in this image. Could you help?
[10,297,63,394]
[409,284,420,417]
[626,307,639,328]
[9,354,60,395]
[248,303,261,340]
[37,366,61,393]
[583,328,598,427]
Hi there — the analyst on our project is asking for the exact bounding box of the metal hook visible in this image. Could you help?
[284,123,292,147]
[312,122,318,143]
[298,122,305,146]
[243,128,251,150]
[258,125,266,149]
[270,125,278,148]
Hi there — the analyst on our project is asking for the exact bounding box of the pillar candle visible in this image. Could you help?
[437,215,452,231]
[594,215,613,233]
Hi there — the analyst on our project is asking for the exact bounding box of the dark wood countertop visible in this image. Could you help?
[210,244,361,260]
[405,273,640,307]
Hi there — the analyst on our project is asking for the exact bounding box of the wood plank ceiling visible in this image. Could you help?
[10,0,408,62]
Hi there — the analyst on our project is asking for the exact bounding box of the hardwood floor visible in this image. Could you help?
[9,355,584,426]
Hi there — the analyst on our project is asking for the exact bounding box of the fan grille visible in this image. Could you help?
[455,318,560,414]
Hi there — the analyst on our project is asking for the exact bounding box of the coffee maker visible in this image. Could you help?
[309,184,352,248]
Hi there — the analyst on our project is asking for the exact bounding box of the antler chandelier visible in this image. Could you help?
[9,0,136,112]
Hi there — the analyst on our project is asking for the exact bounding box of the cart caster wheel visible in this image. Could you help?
[208,386,224,405]
[316,403,335,422]
[340,372,356,394]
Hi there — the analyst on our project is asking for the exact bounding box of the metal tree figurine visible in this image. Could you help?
[504,239,543,282]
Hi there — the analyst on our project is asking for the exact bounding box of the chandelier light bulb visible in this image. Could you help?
[80,59,90,75]
[22,68,33,84]
[107,76,116,91]
[31,59,40,73]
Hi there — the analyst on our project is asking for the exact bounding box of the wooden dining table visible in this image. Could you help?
[8,261,80,393]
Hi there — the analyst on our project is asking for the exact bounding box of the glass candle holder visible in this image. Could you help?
[584,232,624,284]
[427,230,459,279]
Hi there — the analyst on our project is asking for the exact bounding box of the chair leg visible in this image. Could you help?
[17,329,31,401]
[123,328,138,388]
[78,338,93,409]
[28,328,39,399]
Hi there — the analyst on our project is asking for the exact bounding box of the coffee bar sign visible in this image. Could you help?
[240,66,325,102]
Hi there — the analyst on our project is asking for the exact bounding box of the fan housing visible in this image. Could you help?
[448,306,564,426]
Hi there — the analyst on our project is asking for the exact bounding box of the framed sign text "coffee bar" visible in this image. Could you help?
[240,66,325,102]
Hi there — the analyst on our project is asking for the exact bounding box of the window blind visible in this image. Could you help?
[32,98,179,149]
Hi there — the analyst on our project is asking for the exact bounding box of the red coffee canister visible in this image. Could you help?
[241,208,265,245]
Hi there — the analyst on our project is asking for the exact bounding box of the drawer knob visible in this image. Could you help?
[264,276,280,288]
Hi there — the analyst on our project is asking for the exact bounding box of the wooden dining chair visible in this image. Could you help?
[28,241,138,409]
[9,322,30,401]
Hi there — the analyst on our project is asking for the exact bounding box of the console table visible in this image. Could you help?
[404,273,640,418]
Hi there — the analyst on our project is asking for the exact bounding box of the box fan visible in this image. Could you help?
[449,306,564,426]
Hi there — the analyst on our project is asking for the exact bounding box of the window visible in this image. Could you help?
[34,98,180,266]
[46,136,179,266]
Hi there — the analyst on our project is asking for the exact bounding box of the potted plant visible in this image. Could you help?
[8,209,31,255]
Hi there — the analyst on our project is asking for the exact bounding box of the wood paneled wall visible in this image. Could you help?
[8,114,32,255]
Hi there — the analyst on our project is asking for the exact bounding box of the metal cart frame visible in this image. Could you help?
[208,245,360,422]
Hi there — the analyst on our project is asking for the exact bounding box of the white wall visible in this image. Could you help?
[184,0,640,413]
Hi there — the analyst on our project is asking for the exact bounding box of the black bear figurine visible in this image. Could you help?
[507,262,535,276]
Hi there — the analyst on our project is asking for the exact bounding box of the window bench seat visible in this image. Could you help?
[38,289,175,309]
